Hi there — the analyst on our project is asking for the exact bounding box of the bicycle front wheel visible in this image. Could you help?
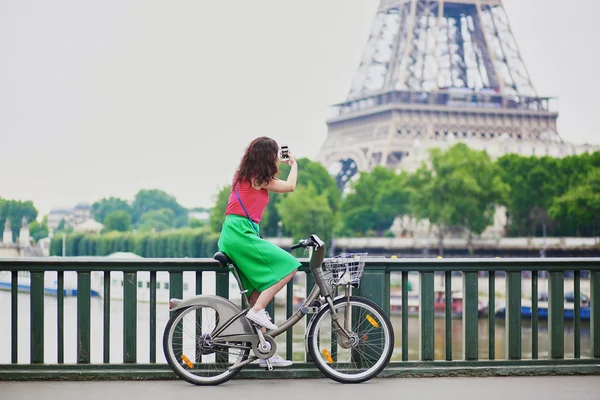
[308,296,394,383]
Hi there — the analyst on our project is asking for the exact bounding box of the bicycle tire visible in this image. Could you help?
[163,306,250,386]
[307,296,394,383]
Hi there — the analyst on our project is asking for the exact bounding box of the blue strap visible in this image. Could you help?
[234,185,261,236]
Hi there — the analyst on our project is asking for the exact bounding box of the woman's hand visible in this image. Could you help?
[283,151,297,166]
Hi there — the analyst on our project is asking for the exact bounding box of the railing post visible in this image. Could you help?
[57,271,64,364]
[123,272,137,363]
[305,271,315,363]
[505,271,521,359]
[590,270,600,358]
[149,271,157,363]
[215,270,228,298]
[11,271,18,364]
[463,271,478,360]
[445,271,452,361]
[420,271,434,361]
[30,271,45,364]
[488,271,496,360]
[77,271,91,363]
[401,271,409,361]
[214,271,228,364]
[357,264,389,312]
[548,270,565,359]
[103,271,110,364]
[531,271,539,359]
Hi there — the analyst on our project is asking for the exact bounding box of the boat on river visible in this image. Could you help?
[495,292,591,320]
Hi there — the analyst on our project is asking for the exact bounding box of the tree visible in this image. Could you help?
[29,215,49,242]
[548,167,600,236]
[209,185,231,233]
[262,158,340,237]
[190,218,208,228]
[341,167,410,236]
[138,208,176,232]
[132,189,188,227]
[408,143,509,255]
[496,152,600,237]
[496,155,558,236]
[0,197,38,239]
[275,183,335,247]
[103,210,132,232]
[92,197,132,223]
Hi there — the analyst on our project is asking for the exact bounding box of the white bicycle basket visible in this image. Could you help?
[323,253,368,285]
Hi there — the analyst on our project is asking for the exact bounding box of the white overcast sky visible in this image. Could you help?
[1,0,598,217]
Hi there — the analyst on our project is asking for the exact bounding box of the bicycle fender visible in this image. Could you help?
[170,295,254,336]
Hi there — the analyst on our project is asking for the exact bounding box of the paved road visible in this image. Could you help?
[1,376,599,400]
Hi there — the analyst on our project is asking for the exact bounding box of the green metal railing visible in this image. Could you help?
[1,257,599,380]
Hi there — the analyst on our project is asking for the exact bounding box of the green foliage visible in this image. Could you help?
[548,167,600,235]
[92,197,132,223]
[132,189,188,227]
[189,218,208,228]
[29,215,49,242]
[408,144,509,248]
[0,197,38,239]
[49,227,218,258]
[341,167,410,235]
[276,183,335,248]
[209,185,231,233]
[497,152,600,237]
[138,208,175,232]
[103,210,132,232]
[262,158,340,237]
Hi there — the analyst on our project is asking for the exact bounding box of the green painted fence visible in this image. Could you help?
[1,257,599,380]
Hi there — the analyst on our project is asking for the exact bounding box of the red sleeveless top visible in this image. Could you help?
[225,180,269,223]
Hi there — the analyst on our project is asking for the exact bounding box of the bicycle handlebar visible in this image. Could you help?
[290,241,305,250]
[290,235,325,251]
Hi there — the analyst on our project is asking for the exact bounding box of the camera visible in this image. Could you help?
[280,145,289,161]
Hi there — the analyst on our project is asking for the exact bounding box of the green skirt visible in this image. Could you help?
[218,214,301,295]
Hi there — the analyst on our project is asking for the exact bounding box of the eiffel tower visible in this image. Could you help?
[317,0,592,189]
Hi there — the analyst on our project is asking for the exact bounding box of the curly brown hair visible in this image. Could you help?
[234,136,280,188]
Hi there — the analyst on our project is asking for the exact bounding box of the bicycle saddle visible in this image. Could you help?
[213,252,232,267]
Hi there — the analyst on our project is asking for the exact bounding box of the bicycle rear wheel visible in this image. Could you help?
[163,305,250,386]
[308,296,394,383]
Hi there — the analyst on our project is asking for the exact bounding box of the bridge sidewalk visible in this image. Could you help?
[2,376,599,400]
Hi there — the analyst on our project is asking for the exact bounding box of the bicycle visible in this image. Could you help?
[162,234,394,385]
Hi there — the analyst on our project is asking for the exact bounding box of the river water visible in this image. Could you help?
[0,290,591,364]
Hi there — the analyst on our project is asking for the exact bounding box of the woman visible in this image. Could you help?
[217,136,299,367]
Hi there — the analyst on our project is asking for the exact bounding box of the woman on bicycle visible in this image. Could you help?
[217,136,299,367]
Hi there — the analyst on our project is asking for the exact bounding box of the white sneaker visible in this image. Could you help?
[259,353,293,368]
[246,308,278,330]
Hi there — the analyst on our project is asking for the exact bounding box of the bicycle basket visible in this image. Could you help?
[323,253,368,285]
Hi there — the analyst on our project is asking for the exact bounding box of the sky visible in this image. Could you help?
[1,0,598,217]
